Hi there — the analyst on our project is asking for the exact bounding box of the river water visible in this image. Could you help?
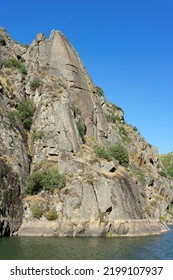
[0,225,173,260]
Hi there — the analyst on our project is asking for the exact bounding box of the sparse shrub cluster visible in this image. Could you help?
[106,112,117,123]
[95,86,104,97]
[94,146,111,161]
[26,169,66,195]
[160,153,173,179]
[94,143,129,167]
[110,103,123,112]
[4,58,27,76]
[31,207,43,219]
[30,77,42,91]
[44,209,58,220]
[18,99,35,129]
[7,110,17,127]
[131,169,146,185]
[119,126,131,142]
[32,130,44,142]
[76,120,86,141]
[106,108,121,124]
[109,144,129,167]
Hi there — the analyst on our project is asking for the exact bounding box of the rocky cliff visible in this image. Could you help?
[0,27,173,237]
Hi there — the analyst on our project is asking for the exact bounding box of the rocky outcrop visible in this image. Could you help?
[0,27,173,237]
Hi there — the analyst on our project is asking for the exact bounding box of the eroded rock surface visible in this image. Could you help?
[0,27,173,236]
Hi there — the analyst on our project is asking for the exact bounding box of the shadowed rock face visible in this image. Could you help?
[0,27,173,236]
[0,158,23,236]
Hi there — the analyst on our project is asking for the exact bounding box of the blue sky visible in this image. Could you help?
[1,0,173,154]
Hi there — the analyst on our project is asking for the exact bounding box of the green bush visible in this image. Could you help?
[26,169,66,195]
[106,109,118,123]
[106,113,117,123]
[160,153,173,179]
[110,103,123,111]
[94,146,111,161]
[132,169,146,185]
[167,168,173,178]
[45,209,58,220]
[119,126,131,142]
[31,207,43,219]
[7,110,17,127]
[108,143,129,167]
[30,77,42,91]
[76,120,86,140]
[94,143,129,167]
[4,58,27,76]
[32,130,44,142]
[95,86,104,97]
[18,99,35,129]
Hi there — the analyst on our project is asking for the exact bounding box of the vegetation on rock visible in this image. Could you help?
[30,77,42,91]
[160,153,173,178]
[32,130,44,142]
[94,143,129,167]
[26,169,66,195]
[95,86,104,97]
[44,209,58,220]
[94,146,112,161]
[18,99,35,129]
[31,207,43,219]
[109,143,129,167]
[7,110,17,127]
[4,58,27,76]
[106,109,117,123]
[76,120,86,140]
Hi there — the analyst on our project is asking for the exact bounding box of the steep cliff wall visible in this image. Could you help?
[0,27,173,236]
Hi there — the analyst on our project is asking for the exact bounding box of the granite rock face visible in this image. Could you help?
[0,27,173,236]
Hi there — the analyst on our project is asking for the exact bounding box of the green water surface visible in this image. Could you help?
[0,226,173,260]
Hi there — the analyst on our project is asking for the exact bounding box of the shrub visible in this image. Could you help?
[32,130,44,142]
[106,109,118,123]
[26,172,43,194]
[4,58,27,76]
[108,143,129,167]
[95,86,104,97]
[119,126,131,142]
[76,120,86,140]
[110,103,123,111]
[132,169,146,185]
[45,209,58,220]
[26,169,66,195]
[106,113,117,123]
[94,143,129,167]
[18,99,35,129]
[167,168,173,178]
[94,146,111,161]
[30,77,42,91]
[31,207,43,219]
[160,153,173,179]
[7,110,17,127]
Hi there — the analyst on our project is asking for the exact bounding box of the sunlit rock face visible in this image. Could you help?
[0,27,173,236]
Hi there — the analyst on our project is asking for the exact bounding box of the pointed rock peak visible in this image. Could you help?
[50,29,64,40]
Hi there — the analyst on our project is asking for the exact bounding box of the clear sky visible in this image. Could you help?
[1,0,173,154]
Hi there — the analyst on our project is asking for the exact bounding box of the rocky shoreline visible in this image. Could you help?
[17,218,169,237]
